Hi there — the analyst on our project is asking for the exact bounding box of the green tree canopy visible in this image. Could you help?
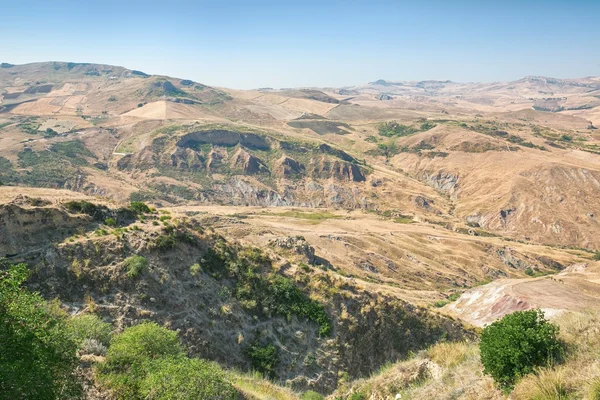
[480,309,563,389]
[0,263,82,399]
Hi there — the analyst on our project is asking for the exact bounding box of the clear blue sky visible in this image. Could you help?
[1,0,599,89]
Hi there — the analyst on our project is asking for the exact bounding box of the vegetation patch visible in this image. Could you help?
[200,242,333,336]
[246,343,279,379]
[0,263,82,399]
[287,120,352,135]
[480,309,563,389]
[124,255,148,278]
[268,210,343,223]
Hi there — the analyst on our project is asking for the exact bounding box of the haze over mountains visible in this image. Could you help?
[2,61,600,398]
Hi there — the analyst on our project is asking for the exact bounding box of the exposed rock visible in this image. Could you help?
[230,148,269,174]
[414,196,432,210]
[206,147,228,171]
[421,171,459,194]
[269,236,316,264]
[170,147,204,170]
[309,158,366,182]
[116,146,156,171]
[275,155,305,178]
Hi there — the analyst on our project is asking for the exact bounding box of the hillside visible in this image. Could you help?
[2,62,600,398]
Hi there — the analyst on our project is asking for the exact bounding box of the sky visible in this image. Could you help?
[1,0,599,89]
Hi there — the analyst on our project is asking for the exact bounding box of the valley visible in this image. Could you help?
[2,62,600,399]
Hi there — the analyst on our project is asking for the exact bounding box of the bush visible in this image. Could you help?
[302,390,324,400]
[80,338,107,356]
[139,357,237,400]
[189,263,201,276]
[0,263,82,399]
[98,322,184,398]
[247,343,279,379]
[480,309,563,389]
[152,234,177,251]
[130,201,151,214]
[124,255,148,278]
[593,252,600,261]
[68,314,112,346]
[105,217,117,227]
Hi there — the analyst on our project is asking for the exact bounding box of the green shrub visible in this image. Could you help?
[189,263,201,276]
[105,217,117,227]
[302,390,324,400]
[152,234,177,251]
[420,121,437,131]
[139,357,237,400]
[64,200,107,220]
[98,322,184,398]
[247,343,279,379]
[124,255,148,278]
[593,252,600,261]
[448,292,461,302]
[0,263,82,399]
[130,201,151,214]
[201,242,333,337]
[378,121,418,137]
[480,309,563,389]
[68,314,113,346]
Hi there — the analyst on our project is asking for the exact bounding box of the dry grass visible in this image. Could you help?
[512,367,572,400]
[510,311,600,400]
[230,371,300,400]
[426,341,473,368]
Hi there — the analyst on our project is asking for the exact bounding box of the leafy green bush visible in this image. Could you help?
[593,252,600,261]
[68,314,112,346]
[64,200,108,220]
[0,263,82,399]
[152,234,177,251]
[378,121,418,137]
[247,343,279,379]
[139,356,237,400]
[98,322,184,398]
[105,217,117,227]
[189,263,201,276]
[420,121,437,131]
[124,255,148,278]
[480,309,563,389]
[302,390,324,400]
[130,201,151,214]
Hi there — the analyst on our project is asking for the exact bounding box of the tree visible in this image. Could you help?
[0,263,82,399]
[479,309,563,389]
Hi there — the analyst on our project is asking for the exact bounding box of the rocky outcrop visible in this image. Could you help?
[230,148,269,175]
[116,146,156,171]
[274,156,305,178]
[206,147,228,171]
[0,199,90,258]
[269,236,316,264]
[421,171,459,195]
[170,147,204,170]
[309,158,366,182]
